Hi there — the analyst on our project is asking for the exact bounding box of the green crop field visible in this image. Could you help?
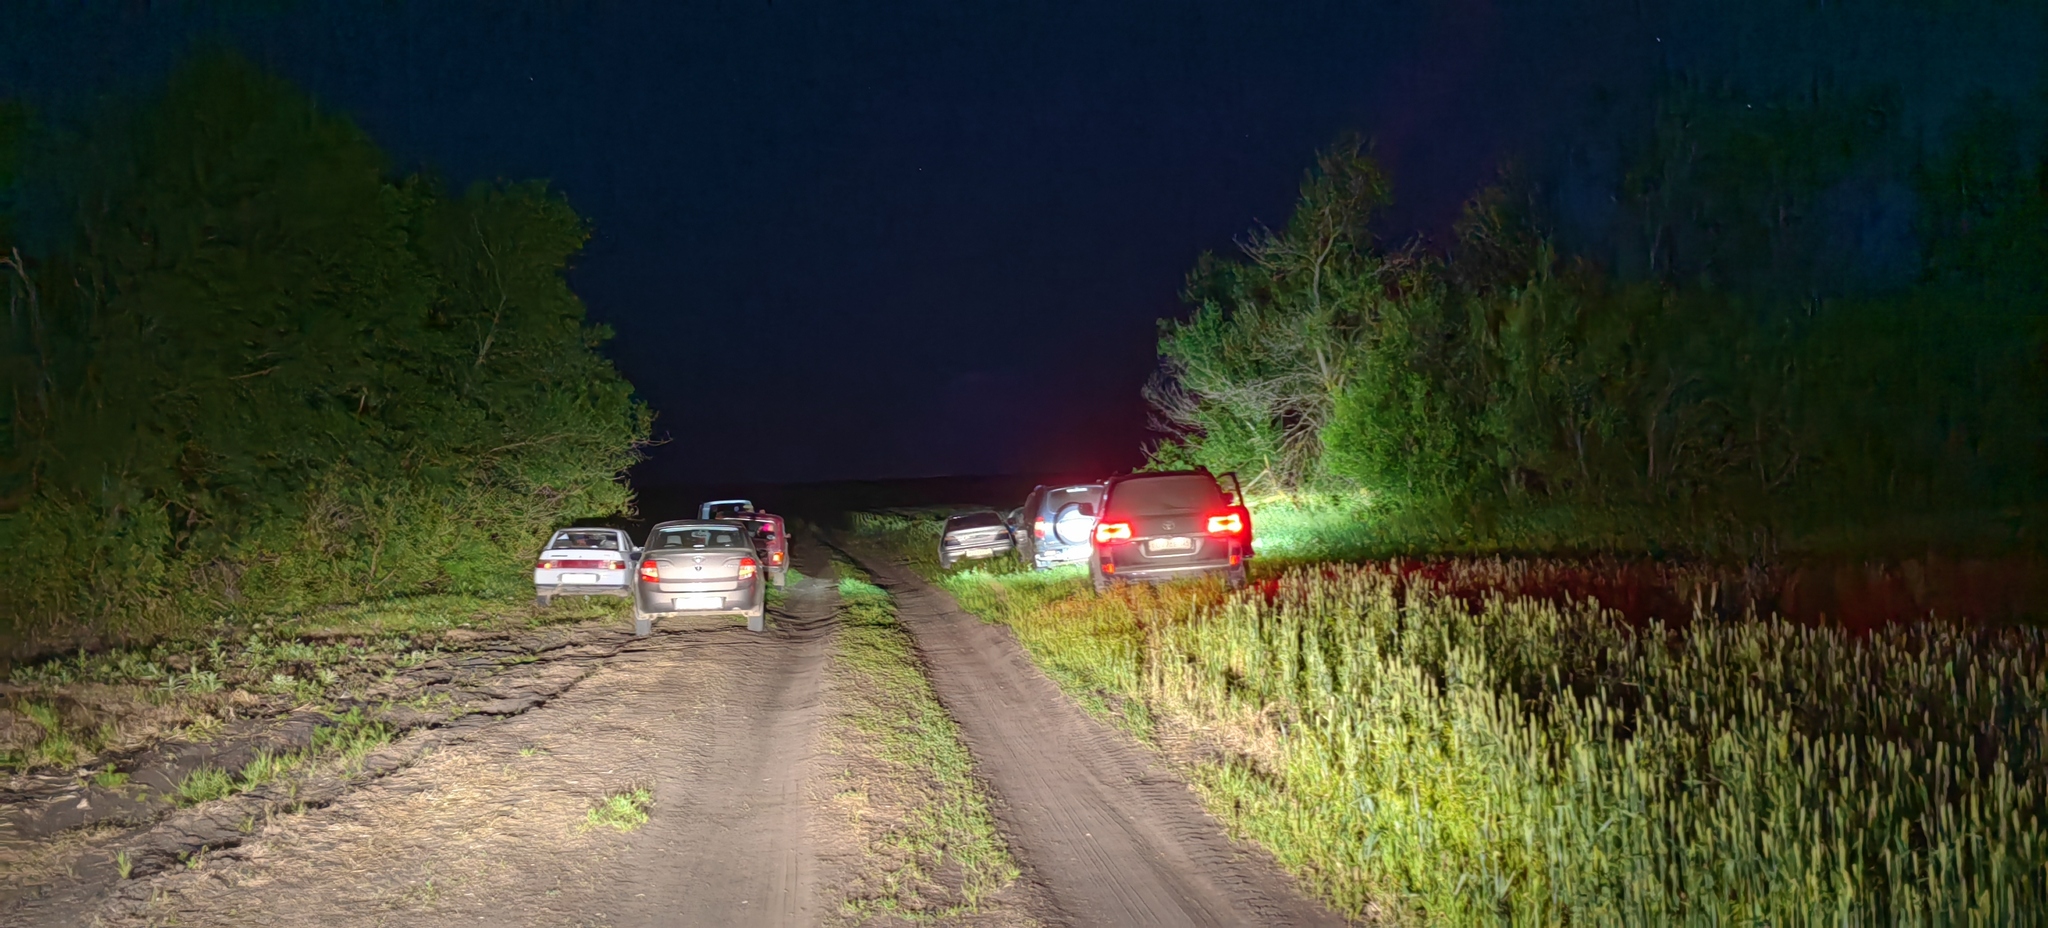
[851,511,2048,926]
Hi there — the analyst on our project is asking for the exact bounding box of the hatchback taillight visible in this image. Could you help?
[1206,512,1243,535]
[738,557,758,579]
[638,560,660,583]
[1094,521,1132,544]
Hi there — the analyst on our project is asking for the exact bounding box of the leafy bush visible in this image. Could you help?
[0,54,647,657]
[1152,88,2048,559]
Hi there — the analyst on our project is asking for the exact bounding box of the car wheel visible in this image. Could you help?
[535,594,552,609]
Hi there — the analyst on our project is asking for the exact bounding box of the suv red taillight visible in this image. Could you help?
[738,557,758,579]
[638,560,660,583]
[771,551,784,565]
[1094,521,1132,545]
[1206,512,1243,535]
[1033,519,1049,539]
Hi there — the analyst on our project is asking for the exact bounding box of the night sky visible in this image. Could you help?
[6,1,2036,485]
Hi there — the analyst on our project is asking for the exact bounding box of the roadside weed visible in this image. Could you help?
[584,787,653,832]
[92,764,130,789]
[832,558,1020,915]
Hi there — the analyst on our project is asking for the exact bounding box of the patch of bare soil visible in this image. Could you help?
[68,574,837,928]
[2,620,643,923]
[839,544,1351,928]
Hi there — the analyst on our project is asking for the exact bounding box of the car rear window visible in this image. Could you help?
[650,526,747,549]
[947,512,1006,530]
[1044,485,1103,514]
[548,530,621,551]
[1107,475,1224,516]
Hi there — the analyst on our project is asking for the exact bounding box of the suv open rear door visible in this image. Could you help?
[1218,472,1254,557]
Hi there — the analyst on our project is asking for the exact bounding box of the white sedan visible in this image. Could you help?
[533,527,638,607]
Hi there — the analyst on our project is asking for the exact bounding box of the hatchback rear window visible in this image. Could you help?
[548,530,621,551]
[1044,486,1103,513]
[947,512,1006,530]
[650,527,747,549]
[1107,475,1224,515]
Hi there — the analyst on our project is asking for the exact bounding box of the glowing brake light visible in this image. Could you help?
[537,559,554,570]
[639,560,660,583]
[1033,519,1049,539]
[1094,521,1132,544]
[738,557,758,579]
[1206,512,1243,535]
[771,551,783,565]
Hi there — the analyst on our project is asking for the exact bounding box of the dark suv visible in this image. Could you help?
[1018,483,1105,570]
[1089,469,1253,592]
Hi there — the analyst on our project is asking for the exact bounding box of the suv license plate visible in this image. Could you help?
[561,573,600,584]
[674,594,723,610]
[1148,536,1193,553]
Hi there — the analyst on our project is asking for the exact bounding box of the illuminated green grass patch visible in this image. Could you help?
[851,512,2048,926]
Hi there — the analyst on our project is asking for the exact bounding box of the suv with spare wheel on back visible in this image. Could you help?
[1089,469,1253,593]
[1018,483,1105,570]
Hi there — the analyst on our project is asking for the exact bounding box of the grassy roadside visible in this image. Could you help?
[825,557,1026,921]
[847,510,2048,926]
[3,593,625,776]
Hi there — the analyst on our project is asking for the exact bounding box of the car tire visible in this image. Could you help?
[535,594,552,609]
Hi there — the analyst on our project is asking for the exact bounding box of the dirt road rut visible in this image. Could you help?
[842,548,1347,928]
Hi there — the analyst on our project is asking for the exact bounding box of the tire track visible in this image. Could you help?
[838,542,1349,928]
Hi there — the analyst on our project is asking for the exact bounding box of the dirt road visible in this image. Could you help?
[841,547,1346,928]
[7,530,1346,927]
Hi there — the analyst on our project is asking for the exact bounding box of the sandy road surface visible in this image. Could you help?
[96,546,844,928]
[841,546,1348,928]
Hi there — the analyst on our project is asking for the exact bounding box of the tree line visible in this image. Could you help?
[0,55,648,656]
[1149,82,2046,558]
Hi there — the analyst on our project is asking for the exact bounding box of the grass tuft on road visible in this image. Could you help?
[828,562,1022,919]
[583,787,654,832]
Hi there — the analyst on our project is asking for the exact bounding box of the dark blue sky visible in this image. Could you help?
[6,1,2039,484]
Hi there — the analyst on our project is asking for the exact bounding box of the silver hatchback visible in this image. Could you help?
[632,520,768,634]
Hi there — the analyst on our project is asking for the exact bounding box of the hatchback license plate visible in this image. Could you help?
[1148,536,1193,553]
[674,594,723,610]
[561,572,600,584]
